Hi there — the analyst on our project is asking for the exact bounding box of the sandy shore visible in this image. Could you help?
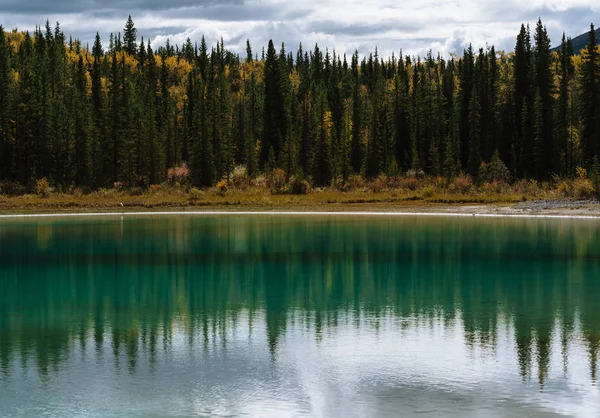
[1,199,600,219]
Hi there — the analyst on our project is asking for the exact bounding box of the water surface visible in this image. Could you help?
[1,214,599,417]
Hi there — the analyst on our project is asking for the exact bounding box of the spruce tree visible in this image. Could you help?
[123,16,137,56]
[0,26,12,180]
[459,45,475,170]
[468,90,482,177]
[580,24,600,165]
[532,19,555,179]
[514,24,534,177]
[557,33,573,175]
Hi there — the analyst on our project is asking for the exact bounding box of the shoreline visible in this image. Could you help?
[1,212,599,220]
[1,201,600,219]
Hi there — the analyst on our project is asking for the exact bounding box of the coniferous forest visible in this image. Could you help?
[0,17,599,192]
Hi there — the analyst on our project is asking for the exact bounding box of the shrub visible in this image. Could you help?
[481,180,510,194]
[398,176,419,191]
[557,178,596,199]
[514,179,540,196]
[267,168,287,194]
[34,178,51,197]
[369,174,388,193]
[405,168,425,178]
[252,175,267,189]
[386,175,401,189]
[450,173,473,194]
[421,185,436,198]
[216,179,228,195]
[231,165,251,189]
[433,176,447,189]
[573,179,595,199]
[148,184,162,195]
[480,151,511,183]
[289,176,311,195]
[189,187,204,200]
[70,187,84,198]
[556,180,571,197]
[0,181,21,196]
[167,163,190,185]
[591,157,600,198]
[347,174,366,191]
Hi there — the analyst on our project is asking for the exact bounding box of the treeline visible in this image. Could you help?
[0,17,599,190]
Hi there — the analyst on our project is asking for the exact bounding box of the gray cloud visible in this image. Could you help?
[0,0,598,58]
[0,0,237,15]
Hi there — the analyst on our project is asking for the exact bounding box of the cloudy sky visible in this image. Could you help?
[0,0,598,58]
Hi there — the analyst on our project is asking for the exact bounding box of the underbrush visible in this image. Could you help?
[1,165,598,209]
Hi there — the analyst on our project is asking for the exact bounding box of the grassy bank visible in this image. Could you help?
[1,170,598,215]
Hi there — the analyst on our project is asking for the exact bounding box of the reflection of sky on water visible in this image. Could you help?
[1,310,598,417]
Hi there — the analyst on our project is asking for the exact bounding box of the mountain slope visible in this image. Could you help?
[552,27,600,54]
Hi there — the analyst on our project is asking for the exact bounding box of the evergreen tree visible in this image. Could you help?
[261,40,287,167]
[90,33,105,186]
[123,16,138,56]
[458,45,475,170]
[557,33,574,175]
[468,90,482,177]
[0,26,12,180]
[532,19,555,179]
[580,24,600,165]
[514,24,534,177]
[312,89,332,186]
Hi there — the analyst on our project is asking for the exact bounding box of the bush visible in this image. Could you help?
[189,187,204,200]
[421,185,436,198]
[405,168,425,178]
[386,175,402,189]
[480,151,511,183]
[398,176,419,191]
[252,175,267,189]
[346,174,366,191]
[369,174,388,193]
[558,178,596,199]
[231,165,251,190]
[514,179,540,196]
[450,173,473,194]
[0,181,22,196]
[148,184,162,195]
[167,163,190,185]
[289,176,311,195]
[34,178,51,197]
[216,179,228,195]
[70,186,84,198]
[556,168,597,199]
[433,176,447,189]
[267,168,287,194]
[481,180,510,194]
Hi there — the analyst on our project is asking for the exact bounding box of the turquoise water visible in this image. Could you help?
[0,214,599,417]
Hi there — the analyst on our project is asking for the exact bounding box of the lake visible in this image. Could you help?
[0,214,599,417]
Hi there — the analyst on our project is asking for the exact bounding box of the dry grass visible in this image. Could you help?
[0,172,594,214]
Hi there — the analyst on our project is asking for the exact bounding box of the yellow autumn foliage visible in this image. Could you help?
[7,30,24,53]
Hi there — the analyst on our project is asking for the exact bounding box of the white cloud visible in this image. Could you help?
[0,0,599,57]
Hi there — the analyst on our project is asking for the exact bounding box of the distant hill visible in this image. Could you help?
[552,27,600,54]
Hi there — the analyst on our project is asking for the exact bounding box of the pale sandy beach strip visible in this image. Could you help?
[0,211,599,219]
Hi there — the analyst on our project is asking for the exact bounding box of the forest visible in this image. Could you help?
[0,17,599,195]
